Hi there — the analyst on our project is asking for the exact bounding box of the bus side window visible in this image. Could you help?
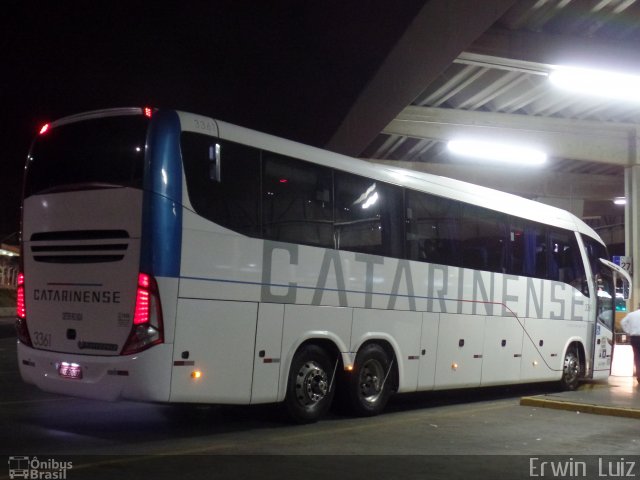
[508,220,546,279]
[181,132,260,236]
[262,154,334,248]
[334,172,403,257]
[460,204,507,274]
[548,229,587,293]
[405,190,461,267]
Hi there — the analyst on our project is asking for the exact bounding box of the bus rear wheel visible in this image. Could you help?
[347,344,394,417]
[285,345,335,423]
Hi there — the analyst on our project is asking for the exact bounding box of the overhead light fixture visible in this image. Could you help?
[614,197,626,205]
[447,139,547,166]
[548,66,640,102]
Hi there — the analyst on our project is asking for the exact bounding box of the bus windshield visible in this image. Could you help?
[25,115,149,198]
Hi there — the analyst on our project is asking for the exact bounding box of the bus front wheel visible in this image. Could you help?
[347,343,394,417]
[285,344,335,423]
[559,348,582,391]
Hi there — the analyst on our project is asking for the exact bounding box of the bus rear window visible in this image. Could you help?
[24,115,149,197]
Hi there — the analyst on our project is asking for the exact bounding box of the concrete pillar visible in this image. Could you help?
[625,165,640,309]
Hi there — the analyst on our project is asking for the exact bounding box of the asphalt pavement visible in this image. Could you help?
[2,318,640,479]
[0,316,14,339]
[3,314,640,421]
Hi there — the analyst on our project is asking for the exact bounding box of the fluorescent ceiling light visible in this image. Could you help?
[447,139,547,166]
[614,197,627,205]
[548,66,640,102]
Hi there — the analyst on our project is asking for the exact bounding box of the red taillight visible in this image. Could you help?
[133,273,151,325]
[16,272,32,347]
[144,107,153,118]
[39,123,50,135]
[138,272,151,289]
[122,273,164,355]
[16,272,26,319]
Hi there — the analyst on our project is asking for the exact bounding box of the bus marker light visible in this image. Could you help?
[532,361,538,367]
[39,123,50,135]
[451,363,458,371]
[191,370,202,379]
[144,107,153,118]
[345,364,354,372]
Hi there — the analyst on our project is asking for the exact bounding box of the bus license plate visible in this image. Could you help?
[58,362,82,380]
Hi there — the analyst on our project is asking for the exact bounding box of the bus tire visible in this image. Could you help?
[347,343,393,417]
[559,347,581,391]
[285,344,335,424]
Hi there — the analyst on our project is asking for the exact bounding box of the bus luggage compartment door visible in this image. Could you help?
[435,313,485,388]
[251,303,284,404]
[170,299,258,403]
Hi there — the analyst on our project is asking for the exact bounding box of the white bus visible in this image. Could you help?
[17,107,630,423]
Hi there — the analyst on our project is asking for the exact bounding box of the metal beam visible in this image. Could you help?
[326,0,517,157]
[468,26,640,74]
[384,106,640,166]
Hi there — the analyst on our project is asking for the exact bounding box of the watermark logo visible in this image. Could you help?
[8,456,72,479]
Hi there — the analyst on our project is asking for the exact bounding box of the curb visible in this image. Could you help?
[520,396,640,420]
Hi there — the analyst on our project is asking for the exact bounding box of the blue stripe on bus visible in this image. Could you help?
[141,109,182,278]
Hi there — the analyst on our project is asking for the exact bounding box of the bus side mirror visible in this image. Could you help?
[209,143,221,182]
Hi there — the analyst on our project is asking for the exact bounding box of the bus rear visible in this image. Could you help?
[17,108,178,402]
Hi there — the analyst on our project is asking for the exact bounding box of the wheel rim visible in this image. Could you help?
[563,352,579,384]
[295,361,329,407]
[359,358,385,404]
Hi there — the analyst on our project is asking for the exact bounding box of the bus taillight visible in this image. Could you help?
[16,272,32,347]
[133,273,151,325]
[121,273,164,355]
[16,272,25,319]
[39,123,50,135]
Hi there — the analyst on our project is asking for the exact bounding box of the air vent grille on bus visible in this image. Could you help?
[30,230,130,264]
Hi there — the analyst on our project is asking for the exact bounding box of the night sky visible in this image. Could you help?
[1,1,425,239]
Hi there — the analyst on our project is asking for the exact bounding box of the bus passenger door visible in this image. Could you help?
[593,260,631,378]
[592,270,615,376]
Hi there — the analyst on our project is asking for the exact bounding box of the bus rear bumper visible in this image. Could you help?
[17,342,173,402]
